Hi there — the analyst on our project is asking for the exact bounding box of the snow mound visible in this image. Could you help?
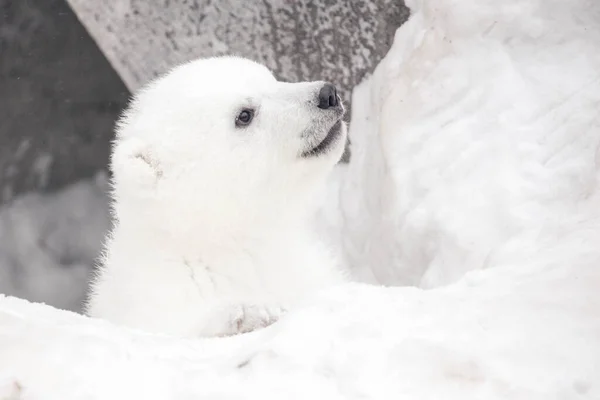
[2,0,600,398]
[336,0,600,287]
[0,257,598,399]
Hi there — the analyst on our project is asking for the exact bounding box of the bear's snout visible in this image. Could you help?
[317,83,340,110]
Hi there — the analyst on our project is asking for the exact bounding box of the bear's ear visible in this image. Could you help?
[111,138,163,189]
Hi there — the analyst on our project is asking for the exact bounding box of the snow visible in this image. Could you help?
[0,260,598,399]
[0,172,110,311]
[335,0,600,288]
[1,0,600,398]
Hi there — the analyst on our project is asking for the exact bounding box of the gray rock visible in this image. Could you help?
[67,1,409,99]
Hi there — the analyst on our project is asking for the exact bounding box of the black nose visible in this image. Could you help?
[317,83,339,109]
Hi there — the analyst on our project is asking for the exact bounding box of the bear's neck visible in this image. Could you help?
[106,210,311,271]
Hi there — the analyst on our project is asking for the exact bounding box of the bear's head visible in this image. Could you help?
[110,56,347,242]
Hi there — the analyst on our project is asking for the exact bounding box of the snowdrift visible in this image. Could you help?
[2,0,600,398]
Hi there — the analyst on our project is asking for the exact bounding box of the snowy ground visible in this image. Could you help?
[1,262,598,399]
[1,0,600,398]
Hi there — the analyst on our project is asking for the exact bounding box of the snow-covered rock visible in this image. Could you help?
[335,0,600,287]
[1,0,600,398]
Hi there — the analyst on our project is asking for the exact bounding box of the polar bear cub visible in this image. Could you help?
[85,56,348,337]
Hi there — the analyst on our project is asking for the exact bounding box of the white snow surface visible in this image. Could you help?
[1,266,598,399]
[2,0,600,398]
[335,0,600,288]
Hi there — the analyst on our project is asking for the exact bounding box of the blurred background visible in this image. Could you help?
[0,0,409,312]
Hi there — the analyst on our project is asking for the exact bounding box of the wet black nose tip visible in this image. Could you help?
[317,83,339,109]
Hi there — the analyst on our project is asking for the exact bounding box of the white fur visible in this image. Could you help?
[86,56,348,337]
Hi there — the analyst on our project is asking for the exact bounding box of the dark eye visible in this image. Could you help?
[235,109,254,127]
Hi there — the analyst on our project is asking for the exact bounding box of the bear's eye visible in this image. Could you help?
[235,108,254,128]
